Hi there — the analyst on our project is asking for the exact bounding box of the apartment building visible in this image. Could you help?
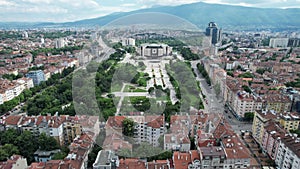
[164,115,191,151]
[225,78,292,119]
[252,110,277,144]
[104,115,165,149]
[263,94,292,113]
[255,119,300,169]
[29,132,94,169]
[93,150,119,169]
[16,77,34,90]
[129,115,165,147]
[63,116,83,145]
[105,116,126,136]
[0,79,17,102]
[232,91,256,118]
[269,38,289,48]
[261,121,286,160]
[118,158,171,169]
[164,134,190,152]
[48,117,65,145]
[26,70,45,86]
[1,115,84,146]
[173,151,200,169]
[222,135,251,169]
[199,146,226,169]
[0,93,3,105]
[275,136,300,169]
[279,112,300,131]
[121,38,136,46]
[211,120,251,168]
[102,132,132,152]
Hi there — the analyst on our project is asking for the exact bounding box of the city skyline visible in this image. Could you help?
[0,0,300,22]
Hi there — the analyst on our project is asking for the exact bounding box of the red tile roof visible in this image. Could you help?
[4,116,22,125]
[190,150,200,161]
[106,116,126,128]
[213,120,235,139]
[173,152,192,169]
[222,134,251,159]
[118,159,146,169]
[147,160,169,169]
[146,115,164,128]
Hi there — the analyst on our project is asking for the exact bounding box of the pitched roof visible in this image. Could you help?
[173,152,192,169]
[147,160,169,169]
[222,134,251,159]
[118,158,146,169]
[213,120,235,139]
[146,115,164,128]
[4,116,22,125]
[106,116,126,128]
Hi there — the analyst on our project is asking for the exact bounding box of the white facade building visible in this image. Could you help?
[137,44,172,58]
[4,87,14,102]
[12,84,23,97]
[93,150,119,169]
[275,137,300,169]
[16,77,34,90]
[0,93,3,105]
[269,38,289,48]
[121,38,135,46]
[49,123,64,145]
[55,38,66,48]
[129,115,165,147]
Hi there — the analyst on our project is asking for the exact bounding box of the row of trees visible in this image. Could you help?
[197,63,211,86]
[0,67,75,115]
[177,47,200,60]
[285,79,300,88]
[36,31,77,39]
[238,72,254,78]
[0,31,22,40]
[1,74,23,81]
[135,37,185,48]
[167,62,202,112]
[72,49,126,120]
[24,67,75,116]
[30,45,83,58]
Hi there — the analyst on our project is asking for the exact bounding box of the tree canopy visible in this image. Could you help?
[122,118,135,137]
[0,129,60,163]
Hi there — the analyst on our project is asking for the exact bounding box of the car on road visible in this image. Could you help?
[228,115,232,119]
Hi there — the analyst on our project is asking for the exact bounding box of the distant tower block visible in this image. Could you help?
[41,38,45,44]
[55,38,66,48]
[206,22,222,45]
[121,38,136,46]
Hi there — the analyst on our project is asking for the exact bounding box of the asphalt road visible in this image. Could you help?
[190,61,223,113]
[191,60,252,134]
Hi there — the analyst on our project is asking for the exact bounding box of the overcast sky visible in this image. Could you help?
[0,0,300,22]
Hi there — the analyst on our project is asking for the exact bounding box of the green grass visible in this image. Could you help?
[124,85,147,92]
[133,88,147,92]
[110,83,123,92]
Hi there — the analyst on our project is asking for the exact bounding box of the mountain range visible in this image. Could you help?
[1,2,300,31]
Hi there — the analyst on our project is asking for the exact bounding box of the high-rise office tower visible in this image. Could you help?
[206,22,222,45]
